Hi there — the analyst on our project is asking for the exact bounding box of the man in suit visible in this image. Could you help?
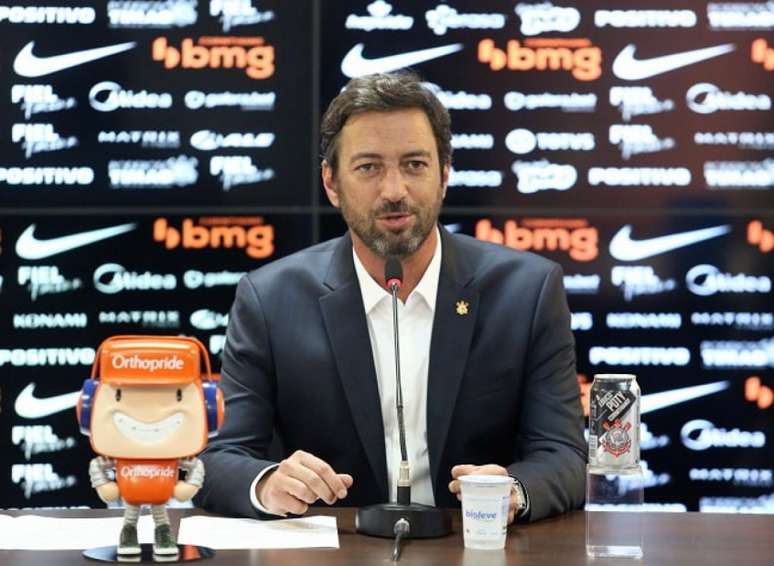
[196,72,586,523]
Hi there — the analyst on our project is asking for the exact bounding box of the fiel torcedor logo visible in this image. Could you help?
[475,218,598,261]
[151,36,274,79]
[153,217,274,258]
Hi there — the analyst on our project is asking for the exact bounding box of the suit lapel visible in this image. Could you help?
[318,233,388,499]
[427,228,479,492]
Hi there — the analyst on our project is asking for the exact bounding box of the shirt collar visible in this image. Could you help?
[352,226,442,315]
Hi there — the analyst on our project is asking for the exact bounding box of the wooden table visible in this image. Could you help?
[1,508,772,565]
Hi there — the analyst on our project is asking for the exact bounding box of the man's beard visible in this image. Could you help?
[339,194,442,259]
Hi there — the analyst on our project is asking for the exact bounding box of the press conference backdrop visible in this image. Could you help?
[0,1,771,513]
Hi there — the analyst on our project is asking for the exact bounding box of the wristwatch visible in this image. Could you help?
[511,477,529,518]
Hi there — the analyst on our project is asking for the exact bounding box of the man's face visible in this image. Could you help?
[322,108,448,259]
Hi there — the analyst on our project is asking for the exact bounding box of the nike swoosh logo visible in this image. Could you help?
[612,43,735,80]
[16,223,137,260]
[641,381,729,414]
[341,43,463,78]
[14,41,136,78]
[15,383,81,419]
[609,224,732,261]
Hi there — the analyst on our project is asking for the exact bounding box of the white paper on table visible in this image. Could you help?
[177,515,339,549]
[0,513,155,550]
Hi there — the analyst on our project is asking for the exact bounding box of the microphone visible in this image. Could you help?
[355,258,451,547]
[383,258,410,506]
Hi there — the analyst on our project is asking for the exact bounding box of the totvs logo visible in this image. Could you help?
[478,38,601,80]
[152,36,274,79]
[475,218,598,261]
[153,217,274,259]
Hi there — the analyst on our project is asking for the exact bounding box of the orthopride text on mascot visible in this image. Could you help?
[77,335,224,558]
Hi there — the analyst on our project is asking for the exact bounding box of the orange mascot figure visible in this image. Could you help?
[77,335,224,559]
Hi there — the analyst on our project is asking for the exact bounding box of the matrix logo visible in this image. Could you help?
[708,3,774,30]
[152,36,274,79]
[153,217,274,258]
[700,339,773,369]
[99,310,180,328]
[475,218,598,261]
[478,38,601,81]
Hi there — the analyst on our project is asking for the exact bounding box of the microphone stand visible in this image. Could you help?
[356,260,451,551]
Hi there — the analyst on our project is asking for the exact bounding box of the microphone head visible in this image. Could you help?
[384,257,403,289]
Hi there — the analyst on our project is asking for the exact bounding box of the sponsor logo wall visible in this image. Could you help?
[0,1,771,513]
[0,214,310,507]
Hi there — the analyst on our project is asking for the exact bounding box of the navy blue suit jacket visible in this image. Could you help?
[196,227,586,521]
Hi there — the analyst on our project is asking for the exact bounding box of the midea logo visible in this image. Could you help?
[681,419,766,451]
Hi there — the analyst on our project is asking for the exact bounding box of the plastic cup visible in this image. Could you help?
[459,475,513,550]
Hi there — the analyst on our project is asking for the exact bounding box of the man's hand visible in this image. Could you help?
[449,464,519,525]
[96,481,120,503]
[255,450,354,516]
[173,481,200,502]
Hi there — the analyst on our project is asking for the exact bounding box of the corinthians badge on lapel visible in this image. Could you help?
[455,300,469,316]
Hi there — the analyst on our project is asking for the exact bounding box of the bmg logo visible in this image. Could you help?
[153,217,274,259]
[152,36,274,79]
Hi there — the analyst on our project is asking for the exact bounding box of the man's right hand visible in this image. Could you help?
[255,450,354,516]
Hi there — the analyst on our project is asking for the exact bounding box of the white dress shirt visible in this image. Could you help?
[250,228,442,511]
[351,228,441,506]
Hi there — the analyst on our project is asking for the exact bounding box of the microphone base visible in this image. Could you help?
[356,503,452,539]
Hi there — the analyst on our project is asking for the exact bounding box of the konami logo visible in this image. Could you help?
[751,38,774,69]
[748,220,773,252]
[153,216,274,259]
[478,38,601,80]
[151,36,274,79]
[475,218,598,261]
